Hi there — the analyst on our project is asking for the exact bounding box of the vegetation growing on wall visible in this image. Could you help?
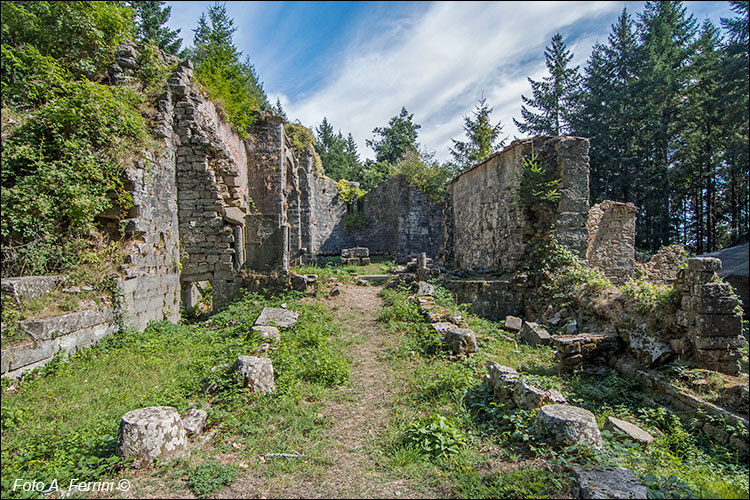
[517,147,560,213]
[189,3,269,137]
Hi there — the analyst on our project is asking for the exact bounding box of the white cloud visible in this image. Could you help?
[284,1,621,162]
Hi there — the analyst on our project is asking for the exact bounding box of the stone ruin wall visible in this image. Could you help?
[298,172,442,262]
[586,200,638,284]
[2,46,744,379]
[443,136,590,271]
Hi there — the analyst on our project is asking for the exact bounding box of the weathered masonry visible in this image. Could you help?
[1,45,744,379]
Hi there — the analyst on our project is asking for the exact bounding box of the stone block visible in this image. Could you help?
[513,380,566,410]
[444,327,479,355]
[255,307,298,329]
[234,356,275,394]
[571,467,648,499]
[181,408,208,439]
[505,315,523,332]
[696,313,742,338]
[603,416,654,444]
[417,281,435,296]
[116,406,189,468]
[251,325,281,344]
[535,404,603,450]
[1,276,63,304]
[687,257,722,273]
[520,322,551,346]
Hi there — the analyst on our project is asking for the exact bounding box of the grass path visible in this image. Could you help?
[225,283,439,499]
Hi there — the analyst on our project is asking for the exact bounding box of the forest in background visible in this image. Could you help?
[2,1,748,279]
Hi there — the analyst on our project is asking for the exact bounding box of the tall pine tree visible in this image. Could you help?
[573,9,641,205]
[720,1,749,244]
[449,97,506,171]
[514,33,582,136]
[130,1,182,54]
[366,107,421,165]
[633,1,697,250]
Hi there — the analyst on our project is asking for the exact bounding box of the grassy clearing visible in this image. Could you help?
[293,256,394,282]
[376,283,750,499]
[0,290,351,499]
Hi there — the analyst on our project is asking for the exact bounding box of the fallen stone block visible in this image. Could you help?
[571,467,648,499]
[448,313,465,326]
[234,356,275,394]
[603,416,654,444]
[329,286,341,297]
[181,408,208,439]
[417,281,435,296]
[513,380,567,410]
[116,406,190,468]
[445,327,478,355]
[425,307,450,323]
[251,325,280,344]
[520,322,552,346]
[431,322,457,338]
[360,257,371,265]
[505,316,523,332]
[534,404,603,449]
[290,274,308,292]
[255,307,298,329]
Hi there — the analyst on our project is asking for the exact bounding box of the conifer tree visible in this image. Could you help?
[720,1,749,243]
[366,107,421,165]
[514,33,582,136]
[449,97,506,171]
[131,1,182,54]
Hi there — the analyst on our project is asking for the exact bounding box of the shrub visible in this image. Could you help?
[403,413,467,458]
[188,462,239,498]
[1,81,148,275]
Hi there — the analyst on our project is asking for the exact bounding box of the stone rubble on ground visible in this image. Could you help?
[504,315,523,332]
[251,325,281,344]
[520,321,552,346]
[234,356,275,394]
[116,406,190,468]
[329,285,341,297]
[603,416,654,444]
[571,466,649,499]
[254,307,298,329]
[181,408,208,439]
[534,404,604,450]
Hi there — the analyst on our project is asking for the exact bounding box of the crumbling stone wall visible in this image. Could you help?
[298,173,443,262]
[245,115,295,273]
[170,61,250,310]
[675,257,744,375]
[443,136,590,271]
[586,200,638,284]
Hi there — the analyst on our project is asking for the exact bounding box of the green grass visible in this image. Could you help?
[376,283,750,499]
[0,290,351,498]
[293,256,394,283]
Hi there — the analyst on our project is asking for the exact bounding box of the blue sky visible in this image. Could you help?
[165,1,737,162]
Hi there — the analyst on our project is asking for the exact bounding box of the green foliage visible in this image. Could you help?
[514,33,582,136]
[517,147,560,209]
[314,117,361,182]
[135,41,176,91]
[335,179,364,206]
[403,413,466,458]
[190,3,267,136]
[1,81,148,275]
[395,149,452,199]
[187,461,238,498]
[449,96,506,171]
[0,1,134,80]
[285,122,316,156]
[0,44,72,106]
[621,277,680,313]
[131,0,182,55]
[366,106,421,165]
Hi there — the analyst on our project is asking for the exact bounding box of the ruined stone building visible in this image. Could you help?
[1,56,744,379]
